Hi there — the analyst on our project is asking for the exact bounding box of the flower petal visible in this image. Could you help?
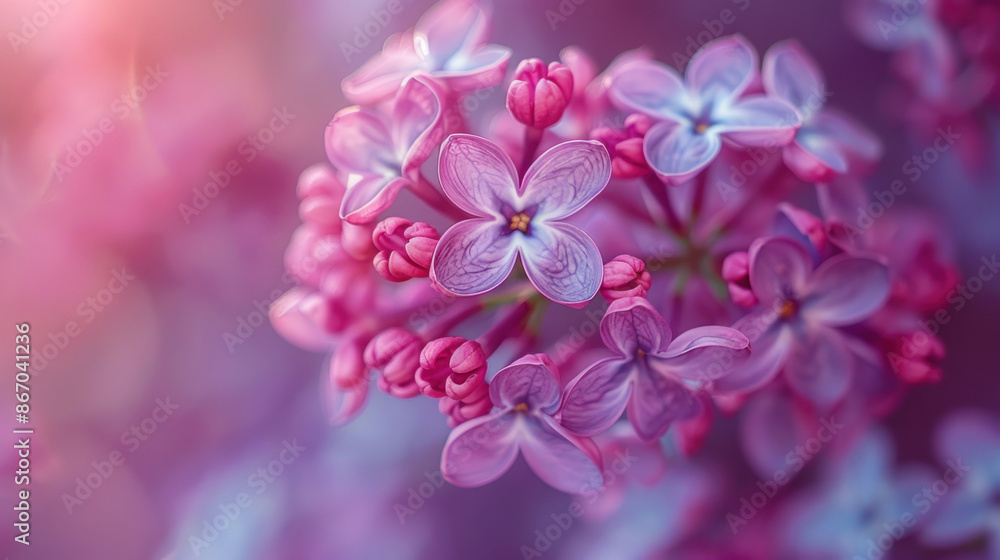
[489,353,562,413]
[685,35,758,101]
[763,40,826,116]
[268,288,333,351]
[714,96,800,147]
[431,218,516,296]
[643,121,721,186]
[628,365,702,441]
[921,485,993,547]
[438,134,518,218]
[520,415,604,494]
[440,412,519,487]
[322,353,368,426]
[341,37,423,104]
[934,410,1000,477]
[340,175,408,225]
[749,237,813,306]
[740,387,813,480]
[521,140,611,220]
[783,325,853,409]
[560,358,635,436]
[802,255,890,326]
[719,313,792,393]
[519,222,603,307]
[325,108,396,175]
[415,0,491,66]
[435,45,512,92]
[393,76,445,178]
[599,296,672,356]
[608,60,688,121]
[783,130,849,183]
[811,108,883,164]
[658,326,751,387]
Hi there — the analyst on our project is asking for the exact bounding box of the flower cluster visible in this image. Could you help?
[271,0,959,495]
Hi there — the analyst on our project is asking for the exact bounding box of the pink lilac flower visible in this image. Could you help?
[430,134,611,306]
[341,0,511,104]
[560,296,750,441]
[609,35,801,185]
[727,237,891,408]
[763,40,883,182]
[440,353,603,493]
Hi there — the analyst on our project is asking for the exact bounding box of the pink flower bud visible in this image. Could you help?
[779,204,827,253]
[439,392,493,428]
[296,164,345,229]
[364,328,422,397]
[415,337,466,398]
[330,339,367,390]
[887,331,944,384]
[591,113,652,178]
[415,337,489,402]
[600,255,652,302]
[722,251,757,308]
[373,218,440,282]
[506,59,574,129]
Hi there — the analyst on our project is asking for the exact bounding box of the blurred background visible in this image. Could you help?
[0,0,997,558]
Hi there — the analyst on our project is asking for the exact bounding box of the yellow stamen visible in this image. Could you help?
[513,403,529,412]
[509,212,531,233]
[694,123,710,134]
[778,300,796,319]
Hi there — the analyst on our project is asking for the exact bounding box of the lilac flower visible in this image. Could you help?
[727,237,891,408]
[341,0,511,104]
[763,40,883,182]
[920,410,1000,555]
[560,297,750,441]
[325,76,444,225]
[430,134,611,306]
[609,35,800,185]
[440,354,604,493]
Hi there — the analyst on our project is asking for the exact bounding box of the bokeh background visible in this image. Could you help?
[0,0,997,558]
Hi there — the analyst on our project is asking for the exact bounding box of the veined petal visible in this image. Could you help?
[520,415,604,494]
[784,325,853,409]
[441,412,519,487]
[438,134,518,217]
[599,296,672,356]
[628,365,702,441]
[748,237,813,306]
[325,108,396,175]
[394,76,445,177]
[431,218,516,296]
[339,175,407,225]
[415,0,490,66]
[608,60,689,121]
[685,35,758,102]
[802,255,890,326]
[489,353,562,414]
[520,222,603,307]
[560,358,634,436]
[521,140,611,220]
[643,121,721,186]
[763,40,827,116]
[658,326,751,387]
[714,96,800,147]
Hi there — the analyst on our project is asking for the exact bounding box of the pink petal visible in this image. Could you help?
[489,353,563,413]
[431,218,516,296]
[816,176,869,226]
[434,45,512,91]
[322,354,368,426]
[762,40,826,116]
[643,121,721,186]
[748,237,813,306]
[599,296,672,356]
[802,255,890,325]
[685,35,758,101]
[268,288,333,351]
[521,140,611,220]
[783,325,853,409]
[658,326,751,387]
[440,412,519,487]
[341,39,423,105]
[324,108,396,175]
[783,131,849,183]
[393,76,445,178]
[438,134,518,218]
[811,108,883,164]
[339,175,408,225]
[415,0,491,66]
[714,96,801,147]
[519,222,603,307]
[628,366,702,441]
[608,60,688,121]
[560,358,634,436]
[718,312,793,393]
[520,415,604,494]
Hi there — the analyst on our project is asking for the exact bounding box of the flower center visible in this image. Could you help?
[694,122,710,134]
[778,299,798,319]
[509,212,531,233]
[513,403,529,412]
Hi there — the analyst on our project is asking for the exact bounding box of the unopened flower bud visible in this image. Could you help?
[722,251,757,308]
[364,328,422,397]
[887,331,944,384]
[373,218,440,282]
[297,164,345,229]
[600,255,652,302]
[506,59,574,129]
[591,114,652,178]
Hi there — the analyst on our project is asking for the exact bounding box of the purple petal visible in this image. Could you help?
[740,388,812,480]
[783,325,852,409]
[714,96,801,147]
[685,35,758,101]
[324,108,396,175]
[599,296,672,356]
[435,45,512,91]
[762,40,826,116]
[521,140,611,220]
[657,326,751,387]
[921,485,993,548]
[783,130,849,182]
[415,0,491,66]
[438,134,518,217]
[341,38,422,104]
[393,76,445,178]
[934,410,1000,474]
[802,255,890,325]
[816,176,869,226]
[339,175,408,225]
[519,222,603,307]
[560,358,634,436]
[489,353,562,413]
[812,108,883,163]
[643,121,721,186]
[718,313,792,393]
[608,60,688,120]
[322,355,368,426]
[628,366,702,441]
[431,218,516,296]
[520,415,604,494]
[440,411,519,487]
[748,237,813,306]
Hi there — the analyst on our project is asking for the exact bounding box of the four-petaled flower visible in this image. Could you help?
[440,354,604,493]
[609,35,801,185]
[431,134,611,307]
[561,297,751,441]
